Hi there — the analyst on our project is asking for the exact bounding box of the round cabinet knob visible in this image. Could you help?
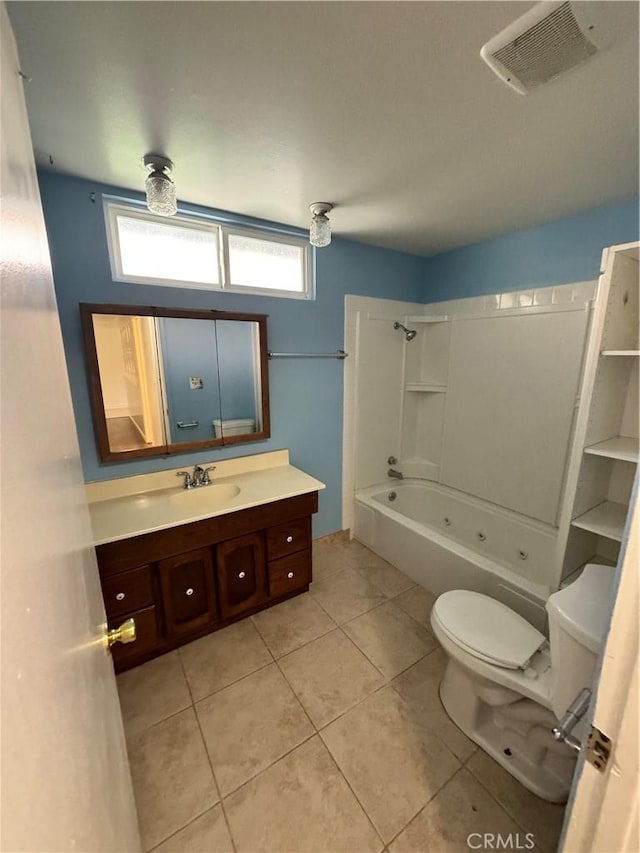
[115,592,126,601]
[287,572,294,579]
[286,535,293,543]
[238,571,246,579]
[186,588,194,596]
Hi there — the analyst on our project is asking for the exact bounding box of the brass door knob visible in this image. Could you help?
[107,618,136,649]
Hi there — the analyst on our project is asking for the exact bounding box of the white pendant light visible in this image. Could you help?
[143,154,177,216]
[309,202,333,248]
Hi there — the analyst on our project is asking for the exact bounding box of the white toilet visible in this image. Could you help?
[430,563,615,803]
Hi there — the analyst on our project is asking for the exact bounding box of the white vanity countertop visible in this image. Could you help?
[86,449,325,546]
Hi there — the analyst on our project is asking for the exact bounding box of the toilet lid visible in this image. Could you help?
[433,590,545,669]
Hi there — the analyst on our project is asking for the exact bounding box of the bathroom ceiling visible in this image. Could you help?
[7,1,639,256]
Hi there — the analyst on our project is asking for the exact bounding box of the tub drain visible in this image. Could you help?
[477,532,486,542]
[388,491,397,502]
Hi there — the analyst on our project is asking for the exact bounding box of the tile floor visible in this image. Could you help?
[118,535,566,853]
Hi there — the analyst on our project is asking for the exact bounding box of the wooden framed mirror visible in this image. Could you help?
[80,304,270,462]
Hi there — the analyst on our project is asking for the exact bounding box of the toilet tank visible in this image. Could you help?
[212,418,255,438]
[546,563,616,718]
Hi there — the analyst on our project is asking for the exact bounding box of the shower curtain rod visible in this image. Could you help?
[268,349,348,360]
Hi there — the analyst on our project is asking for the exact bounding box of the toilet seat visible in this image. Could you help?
[432,590,546,670]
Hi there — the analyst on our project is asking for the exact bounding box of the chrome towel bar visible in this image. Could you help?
[268,350,348,360]
[176,421,199,429]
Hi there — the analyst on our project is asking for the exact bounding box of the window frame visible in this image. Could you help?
[221,224,312,300]
[104,201,224,291]
[104,199,313,300]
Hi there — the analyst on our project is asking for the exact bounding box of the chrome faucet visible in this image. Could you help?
[388,468,404,480]
[176,464,216,489]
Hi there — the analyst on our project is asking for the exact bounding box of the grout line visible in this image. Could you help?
[146,804,227,853]
[176,648,238,853]
[220,730,318,801]
[315,731,386,851]
[464,760,562,853]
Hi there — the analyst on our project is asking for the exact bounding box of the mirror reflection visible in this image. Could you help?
[82,305,269,461]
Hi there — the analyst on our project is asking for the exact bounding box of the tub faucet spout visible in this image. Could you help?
[388,468,404,480]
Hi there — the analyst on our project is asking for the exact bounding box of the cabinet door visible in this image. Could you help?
[216,532,267,620]
[158,547,218,638]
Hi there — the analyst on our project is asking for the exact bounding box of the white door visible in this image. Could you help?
[0,8,141,851]
[561,485,639,852]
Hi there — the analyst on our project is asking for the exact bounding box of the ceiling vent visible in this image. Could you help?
[481,1,632,94]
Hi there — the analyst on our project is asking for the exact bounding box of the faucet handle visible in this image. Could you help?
[202,466,216,485]
[176,471,192,488]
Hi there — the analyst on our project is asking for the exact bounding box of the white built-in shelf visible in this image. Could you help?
[584,436,639,463]
[406,315,450,324]
[601,350,640,356]
[571,501,628,542]
[404,382,447,393]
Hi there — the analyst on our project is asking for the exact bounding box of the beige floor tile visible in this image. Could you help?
[197,663,314,795]
[354,561,416,599]
[391,649,477,762]
[312,539,351,581]
[117,652,192,740]
[224,735,382,852]
[393,585,438,630]
[467,751,565,853]
[251,592,336,658]
[179,618,272,701]
[343,600,438,679]
[278,628,386,728]
[152,805,233,853]
[128,708,218,851]
[390,768,524,853]
[310,567,387,624]
[321,685,460,843]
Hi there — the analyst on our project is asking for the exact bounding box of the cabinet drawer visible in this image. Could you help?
[268,550,311,598]
[266,517,311,561]
[102,565,154,619]
[110,605,159,664]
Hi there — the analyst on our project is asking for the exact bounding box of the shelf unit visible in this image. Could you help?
[571,501,628,542]
[406,315,450,324]
[584,436,639,463]
[558,242,639,586]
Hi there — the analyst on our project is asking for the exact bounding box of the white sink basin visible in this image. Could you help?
[169,483,241,508]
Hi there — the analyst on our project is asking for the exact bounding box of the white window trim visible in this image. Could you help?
[104,201,224,290]
[104,199,313,299]
[221,224,312,300]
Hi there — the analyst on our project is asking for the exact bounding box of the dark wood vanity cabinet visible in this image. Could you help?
[98,492,317,672]
[158,548,218,638]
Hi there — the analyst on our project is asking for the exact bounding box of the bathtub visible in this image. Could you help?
[354,480,558,630]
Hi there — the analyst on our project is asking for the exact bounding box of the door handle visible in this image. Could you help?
[106,617,136,649]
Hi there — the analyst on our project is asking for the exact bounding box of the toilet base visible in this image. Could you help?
[440,659,576,803]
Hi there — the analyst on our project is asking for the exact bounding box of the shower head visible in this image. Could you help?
[393,321,417,342]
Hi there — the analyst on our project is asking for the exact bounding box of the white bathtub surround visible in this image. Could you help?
[86,449,325,544]
[344,279,604,600]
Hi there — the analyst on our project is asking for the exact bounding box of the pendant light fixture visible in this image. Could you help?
[309,202,334,248]
[143,154,177,216]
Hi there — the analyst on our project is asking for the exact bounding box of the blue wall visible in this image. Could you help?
[422,198,639,302]
[38,171,424,537]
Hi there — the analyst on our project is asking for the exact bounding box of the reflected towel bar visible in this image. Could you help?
[268,350,348,360]
[176,421,199,429]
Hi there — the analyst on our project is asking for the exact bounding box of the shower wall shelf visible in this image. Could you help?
[600,350,640,356]
[404,383,447,393]
[406,315,450,324]
[584,437,639,463]
[570,501,628,542]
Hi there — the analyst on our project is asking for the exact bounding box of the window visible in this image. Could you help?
[104,200,312,299]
